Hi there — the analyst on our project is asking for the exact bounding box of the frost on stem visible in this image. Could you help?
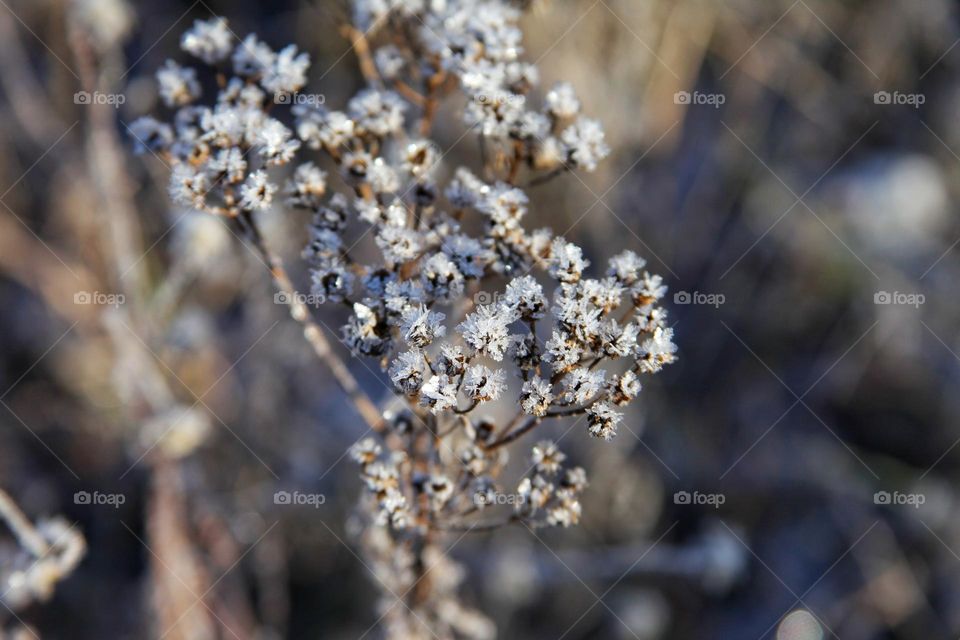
[135,4,675,638]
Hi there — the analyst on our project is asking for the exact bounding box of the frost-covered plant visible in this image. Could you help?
[132,4,676,638]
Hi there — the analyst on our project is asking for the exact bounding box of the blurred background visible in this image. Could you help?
[1,0,960,638]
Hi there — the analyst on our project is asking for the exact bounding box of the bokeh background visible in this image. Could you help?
[2,0,960,638]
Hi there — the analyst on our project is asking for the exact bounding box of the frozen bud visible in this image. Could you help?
[517,475,553,513]
[547,238,589,283]
[457,303,517,361]
[207,147,247,184]
[544,330,580,368]
[180,17,232,64]
[609,370,642,405]
[420,375,458,414]
[463,365,506,403]
[402,140,440,178]
[636,326,678,374]
[503,275,546,319]
[348,89,407,137]
[421,253,465,302]
[238,170,276,211]
[436,344,467,377]
[546,489,582,527]
[441,235,489,279]
[257,119,300,166]
[424,474,454,510]
[374,44,406,79]
[295,107,355,150]
[633,272,668,305]
[156,60,201,107]
[342,303,390,357]
[509,333,540,370]
[445,167,489,209]
[349,437,382,465]
[389,349,430,395]
[168,164,209,209]
[561,116,610,172]
[375,227,423,264]
[562,467,588,492]
[285,162,327,209]
[367,158,401,194]
[261,44,310,95]
[531,440,566,475]
[586,402,622,440]
[310,265,353,303]
[400,305,447,347]
[607,250,647,287]
[128,116,173,154]
[545,82,581,119]
[520,377,553,417]
[562,368,606,405]
[233,34,275,76]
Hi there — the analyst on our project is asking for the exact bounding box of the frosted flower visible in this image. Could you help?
[545,82,580,119]
[636,326,678,374]
[421,253,465,301]
[348,89,407,137]
[547,238,589,283]
[607,250,647,287]
[531,440,565,475]
[342,303,390,357]
[374,44,406,79]
[350,437,382,465]
[544,330,580,368]
[310,265,353,303]
[295,107,355,150]
[586,402,621,440]
[400,305,446,347]
[517,475,553,513]
[128,116,173,154]
[503,275,546,319]
[462,365,506,402]
[562,368,605,405]
[168,164,209,209]
[420,374,458,414]
[441,235,489,279]
[156,60,200,107]
[609,370,641,405]
[233,34,275,76]
[563,467,588,492]
[261,44,310,95]
[520,377,553,417]
[180,17,233,65]
[207,147,247,183]
[389,349,430,395]
[402,140,439,178]
[257,119,300,165]
[238,170,276,211]
[546,489,581,527]
[436,344,467,377]
[424,474,454,510]
[285,162,327,208]
[457,303,517,361]
[561,116,610,172]
[375,227,423,264]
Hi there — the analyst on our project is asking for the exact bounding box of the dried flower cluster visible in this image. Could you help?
[133,3,676,638]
